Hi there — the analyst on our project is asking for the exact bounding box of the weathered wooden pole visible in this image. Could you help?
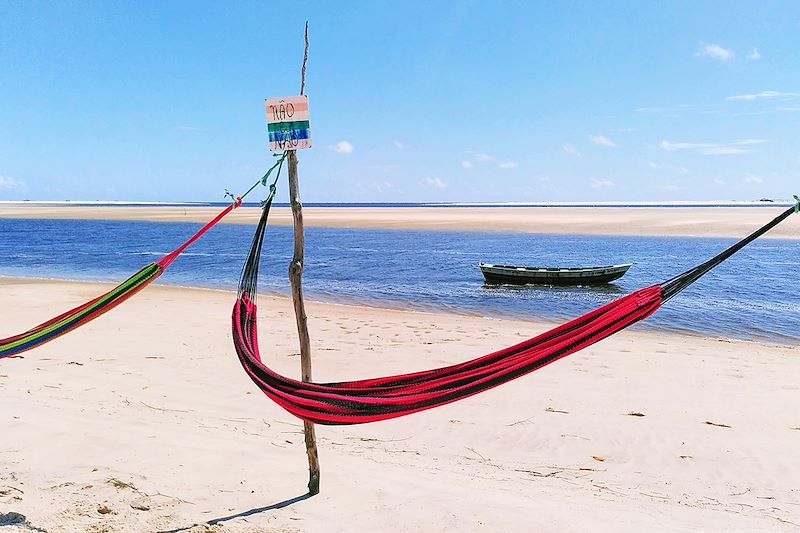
[287,21,320,496]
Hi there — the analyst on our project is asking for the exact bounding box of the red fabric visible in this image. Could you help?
[156,200,239,269]
[232,285,664,425]
[2,201,240,356]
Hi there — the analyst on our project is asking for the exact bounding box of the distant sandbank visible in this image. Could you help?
[0,205,799,239]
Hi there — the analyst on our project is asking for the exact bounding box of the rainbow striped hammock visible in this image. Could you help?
[0,201,241,358]
[232,198,798,425]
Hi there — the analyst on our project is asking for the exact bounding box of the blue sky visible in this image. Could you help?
[1,1,798,203]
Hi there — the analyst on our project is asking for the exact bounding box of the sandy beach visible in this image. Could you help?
[1,205,799,239]
[1,279,798,532]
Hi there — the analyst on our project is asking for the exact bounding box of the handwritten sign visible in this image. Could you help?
[265,96,311,151]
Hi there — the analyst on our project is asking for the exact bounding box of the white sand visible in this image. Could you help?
[1,280,798,532]
[0,205,798,239]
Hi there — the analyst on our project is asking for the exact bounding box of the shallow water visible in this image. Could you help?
[1,218,798,345]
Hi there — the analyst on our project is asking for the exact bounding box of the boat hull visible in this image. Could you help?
[479,263,632,286]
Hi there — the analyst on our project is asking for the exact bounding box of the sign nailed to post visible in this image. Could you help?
[266,96,311,151]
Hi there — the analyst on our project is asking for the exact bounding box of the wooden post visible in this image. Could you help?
[287,21,320,496]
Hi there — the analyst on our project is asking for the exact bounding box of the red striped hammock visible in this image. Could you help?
[1,155,288,359]
[232,198,798,425]
[0,200,240,358]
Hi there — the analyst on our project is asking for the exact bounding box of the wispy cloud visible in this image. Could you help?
[176,125,204,132]
[333,140,354,154]
[562,143,581,157]
[0,175,28,193]
[735,139,769,145]
[660,141,717,152]
[726,91,800,101]
[660,139,766,155]
[744,175,764,184]
[393,140,406,150]
[701,146,749,155]
[747,48,762,60]
[590,178,615,189]
[426,176,447,189]
[462,152,518,169]
[776,106,800,112]
[589,135,617,147]
[697,42,734,61]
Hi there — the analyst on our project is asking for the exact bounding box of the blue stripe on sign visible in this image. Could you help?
[268,128,310,142]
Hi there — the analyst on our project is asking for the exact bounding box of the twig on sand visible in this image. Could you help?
[465,446,487,462]
[139,401,190,413]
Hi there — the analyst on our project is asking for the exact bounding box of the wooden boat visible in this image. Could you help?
[479,263,632,285]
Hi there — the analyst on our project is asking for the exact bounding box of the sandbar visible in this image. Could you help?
[1,205,799,238]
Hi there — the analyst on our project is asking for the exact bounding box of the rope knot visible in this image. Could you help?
[223,189,237,205]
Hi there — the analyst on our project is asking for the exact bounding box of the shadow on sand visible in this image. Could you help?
[157,491,314,533]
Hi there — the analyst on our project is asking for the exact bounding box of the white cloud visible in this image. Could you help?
[657,184,681,191]
[726,91,800,101]
[463,152,518,169]
[393,140,405,149]
[660,139,765,155]
[659,141,716,152]
[590,178,615,189]
[589,135,616,147]
[333,140,353,154]
[734,139,768,145]
[697,43,734,61]
[776,106,800,112]
[562,143,581,157]
[747,48,762,60]
[744,175,764,184]
[701,146,748,155]
[713,178,726,185]
[0,175,28,193]
[426,176,447,189]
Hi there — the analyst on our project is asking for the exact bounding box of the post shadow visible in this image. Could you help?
[157,491,314,533]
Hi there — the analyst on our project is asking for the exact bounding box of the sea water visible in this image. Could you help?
[0,218,798,345]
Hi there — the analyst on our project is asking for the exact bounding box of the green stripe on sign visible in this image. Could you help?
[267,120,310,133]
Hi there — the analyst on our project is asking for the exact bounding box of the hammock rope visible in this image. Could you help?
[232,198,798,425]
[0,154,287,359]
